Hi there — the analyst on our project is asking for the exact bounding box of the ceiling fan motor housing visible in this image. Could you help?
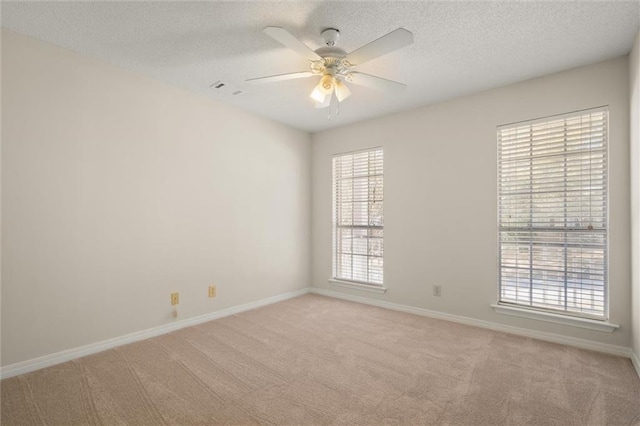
[313,47,350,78]
[315,46,347,59]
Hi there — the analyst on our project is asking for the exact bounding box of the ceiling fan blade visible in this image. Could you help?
[263,26,322,61]
[246,71,315,84]
[345,28,413,66]
[346,72,407,92]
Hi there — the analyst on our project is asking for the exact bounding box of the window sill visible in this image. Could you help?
[491,304,619,333]
[329,279,387,294]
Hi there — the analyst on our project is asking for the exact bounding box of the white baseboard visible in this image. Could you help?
[631,350,640,378]
[4,286,636,381]
[310,288,633,359]
[0,287,310,380]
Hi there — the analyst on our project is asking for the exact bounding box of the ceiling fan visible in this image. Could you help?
[246,26,414,109]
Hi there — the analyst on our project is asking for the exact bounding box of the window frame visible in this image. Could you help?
[496,107,610,321]
[331,147,384,289]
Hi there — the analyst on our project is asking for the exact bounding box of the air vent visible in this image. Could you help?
[209,80,242,96]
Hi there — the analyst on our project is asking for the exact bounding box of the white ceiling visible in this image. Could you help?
[2,1,639,133]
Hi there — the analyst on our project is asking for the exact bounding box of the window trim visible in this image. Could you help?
[331,146,384,288]
[496,106,610,321]
[491,303,618,332]
[329,279,388,294]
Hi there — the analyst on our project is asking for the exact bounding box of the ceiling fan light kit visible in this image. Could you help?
[247,26,414,117]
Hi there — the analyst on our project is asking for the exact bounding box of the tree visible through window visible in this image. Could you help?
[498,108,608,318]
[332,148,383,286]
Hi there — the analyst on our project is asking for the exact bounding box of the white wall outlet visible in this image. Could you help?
[433,285,442,297]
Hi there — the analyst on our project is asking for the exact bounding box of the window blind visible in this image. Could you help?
[498,107,608,319]
[332,148,384,285]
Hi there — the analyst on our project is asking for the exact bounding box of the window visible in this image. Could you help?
[498,107,608,319]
[332,148,384,286]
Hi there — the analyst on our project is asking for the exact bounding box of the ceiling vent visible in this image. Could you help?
[209,80,242,96]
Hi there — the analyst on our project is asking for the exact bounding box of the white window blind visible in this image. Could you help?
[498,107,608,319]
[332,148,384,286]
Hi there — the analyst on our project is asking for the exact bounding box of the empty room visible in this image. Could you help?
[1,1,640,425]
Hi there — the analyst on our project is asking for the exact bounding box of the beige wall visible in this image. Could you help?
[312,57,631,347]
[2,27,636,368]
[631,31,640,363]
[1,30,311,366]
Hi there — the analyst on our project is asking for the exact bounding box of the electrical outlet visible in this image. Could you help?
[171,292,179,305]
[208,285,217,298]
[433,285,442,297]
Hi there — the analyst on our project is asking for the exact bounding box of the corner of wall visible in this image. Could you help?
[632,350,640,378]
[1,31,313,367]
[630,29,640,371]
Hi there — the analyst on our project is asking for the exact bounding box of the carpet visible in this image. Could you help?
[2,294,639,425]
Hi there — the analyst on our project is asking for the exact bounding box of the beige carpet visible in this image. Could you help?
[1,294,639,425]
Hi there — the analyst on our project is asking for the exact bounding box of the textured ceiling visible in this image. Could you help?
[2,1,639,133]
